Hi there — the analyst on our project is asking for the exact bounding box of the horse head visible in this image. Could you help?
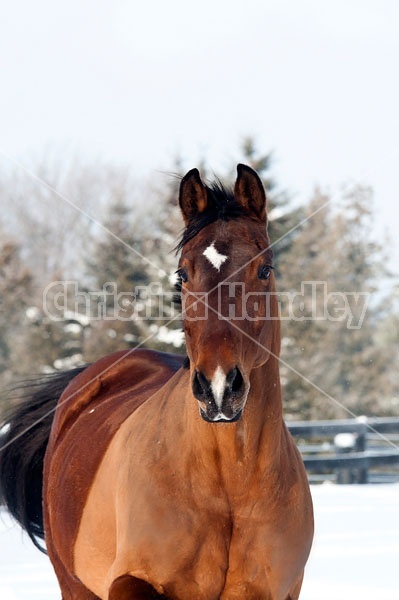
[177,164,280,423]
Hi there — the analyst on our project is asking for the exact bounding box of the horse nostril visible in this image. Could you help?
[226,367,245,396]
[192,370,211,399]
[193,367,245,404]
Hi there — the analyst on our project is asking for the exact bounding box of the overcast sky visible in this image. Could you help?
[1,0,398,273]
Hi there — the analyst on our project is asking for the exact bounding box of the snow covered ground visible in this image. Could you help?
[0,484,398,600]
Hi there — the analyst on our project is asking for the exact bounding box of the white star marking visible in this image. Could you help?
[203,241,228,271]
[211,365,226,408]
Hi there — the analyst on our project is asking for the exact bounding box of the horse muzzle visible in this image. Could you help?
[192,366,248,423]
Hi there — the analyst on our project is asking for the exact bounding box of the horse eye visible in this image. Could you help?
[258,265,272,280]
[178,268,188,283]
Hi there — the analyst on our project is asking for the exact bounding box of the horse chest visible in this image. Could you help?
[121,465,297,597]
[75,403,311,599]
[112,497,278,600]
[76,455,273,599]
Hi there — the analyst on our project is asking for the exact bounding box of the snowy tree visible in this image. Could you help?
[279,185,394,419]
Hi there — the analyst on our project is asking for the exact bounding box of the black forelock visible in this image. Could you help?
[175,180,249,252]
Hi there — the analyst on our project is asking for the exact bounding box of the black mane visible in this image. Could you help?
[175,180,248,252]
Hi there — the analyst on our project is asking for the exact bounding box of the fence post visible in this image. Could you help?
[355,418,368,483]
[334,433,356,484]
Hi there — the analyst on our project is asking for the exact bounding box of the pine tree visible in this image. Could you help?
[279,185,394,419]
[84,196,157,361]
[0,237,33,388]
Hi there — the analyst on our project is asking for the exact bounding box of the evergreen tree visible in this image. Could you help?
[0,236,33,388]
[374,284,399,414]
[279,185,394,419]
[84,196,156,361]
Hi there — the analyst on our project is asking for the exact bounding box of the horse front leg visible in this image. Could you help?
[108,575,168,600]
[286,572,304,600]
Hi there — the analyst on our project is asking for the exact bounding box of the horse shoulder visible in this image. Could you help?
[44,349,184,596]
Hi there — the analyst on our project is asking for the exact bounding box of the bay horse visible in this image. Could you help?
[0,165,313,599]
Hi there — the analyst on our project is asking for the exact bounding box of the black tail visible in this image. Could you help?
[0,366,87,552]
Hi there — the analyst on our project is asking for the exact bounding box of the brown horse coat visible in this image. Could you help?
[45,350,312,600]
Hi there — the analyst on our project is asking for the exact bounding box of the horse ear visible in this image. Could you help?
[179,168,208,225]
[234,164,267,222]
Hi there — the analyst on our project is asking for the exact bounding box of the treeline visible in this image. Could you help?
[0,141,397,420]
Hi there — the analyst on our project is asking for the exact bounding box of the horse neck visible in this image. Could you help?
[182,353,284,484]
[241,353,284,456]
[236,316,284,457]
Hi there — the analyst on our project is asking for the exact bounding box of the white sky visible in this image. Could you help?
[0,0,398,272]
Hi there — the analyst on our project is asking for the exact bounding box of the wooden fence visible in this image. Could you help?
[286,417,399,484]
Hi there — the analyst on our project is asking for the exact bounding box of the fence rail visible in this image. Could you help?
[286,417,399,484]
